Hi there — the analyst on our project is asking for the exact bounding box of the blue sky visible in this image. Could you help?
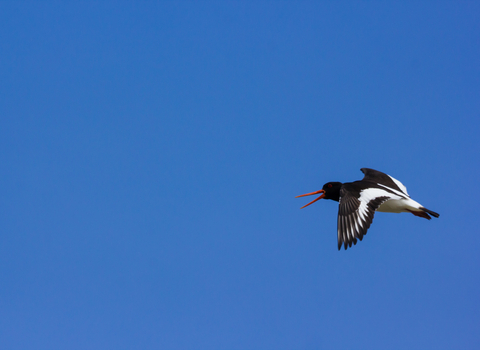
[1,1,479,349]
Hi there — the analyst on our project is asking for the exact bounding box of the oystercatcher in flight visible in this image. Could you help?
[296,168,439,250]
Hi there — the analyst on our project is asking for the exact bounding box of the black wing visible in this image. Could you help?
[360,168,409,197]
[338,184,390,250]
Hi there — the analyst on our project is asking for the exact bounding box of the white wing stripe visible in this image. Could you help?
[357,201,367,222]
[353,214,360,234]
[359,188,401,204]
[388,174,409,196]
[377,183,408,199]
[348,214,355,239]
[346,215,351,240]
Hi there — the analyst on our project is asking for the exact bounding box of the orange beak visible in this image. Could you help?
[295,189,325,209]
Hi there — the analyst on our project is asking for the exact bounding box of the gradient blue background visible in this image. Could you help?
[1,2,479,349]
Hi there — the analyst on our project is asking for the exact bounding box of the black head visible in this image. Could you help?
[321,182,342,201]
[296,181,343,208]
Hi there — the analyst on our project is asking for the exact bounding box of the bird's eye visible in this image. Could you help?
[328,183,332,188]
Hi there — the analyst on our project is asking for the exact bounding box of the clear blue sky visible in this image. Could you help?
[1,2,479,349]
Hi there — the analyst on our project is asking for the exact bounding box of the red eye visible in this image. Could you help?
[328,183,332,188]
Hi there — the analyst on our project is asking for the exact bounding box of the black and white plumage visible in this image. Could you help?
[296,168,439,250]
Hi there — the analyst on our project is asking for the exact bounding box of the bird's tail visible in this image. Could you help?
[420,207,440,218]
[408,207,439,220]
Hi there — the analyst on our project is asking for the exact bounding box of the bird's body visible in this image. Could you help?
[296,168,439,250]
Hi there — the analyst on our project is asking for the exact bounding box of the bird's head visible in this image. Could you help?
[296,181,342,208]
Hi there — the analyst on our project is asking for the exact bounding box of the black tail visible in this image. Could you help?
[421,207,440,218]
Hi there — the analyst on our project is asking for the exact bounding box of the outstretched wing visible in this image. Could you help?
[337,184,390,250]
[360,168,409,197]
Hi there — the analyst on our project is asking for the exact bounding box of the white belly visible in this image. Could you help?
[377,198,422,213]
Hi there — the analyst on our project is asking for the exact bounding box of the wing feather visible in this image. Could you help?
[337,185,390,250]
[360,168,409,197]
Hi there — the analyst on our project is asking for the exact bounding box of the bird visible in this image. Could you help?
[296,168,439,250]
